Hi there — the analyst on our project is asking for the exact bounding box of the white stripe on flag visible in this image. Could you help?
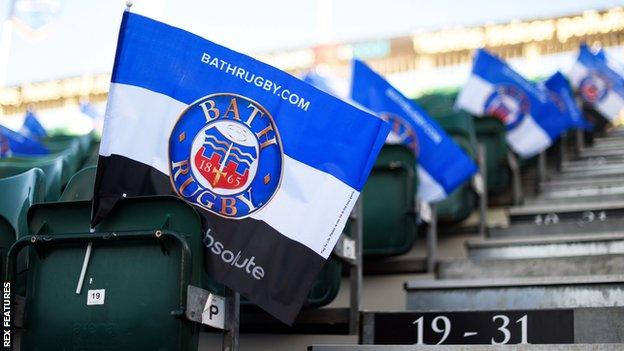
[506,114,552,158]
[100,82,356,257]
[455,74,494,116]
[596,90,624,122]
[566,62,587,88]
[251,156,357,258]
[100,83,185,174]
[417,166,447,203]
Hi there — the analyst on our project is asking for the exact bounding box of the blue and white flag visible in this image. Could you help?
[302,70,342,97]
[80,101,101,119]
[351,59,478,202]
[568,44,624,123]
[0,132,10,158]
[456,49,568,158]
[541,72,593,131]
[93,11,390,324]
[0,125,48,156]
[20,110,47,139]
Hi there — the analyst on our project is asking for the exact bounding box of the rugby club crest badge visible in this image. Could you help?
[169,93,283,218]
[579,71,610,104]
[380,112,419,156]
[484,85,530,129]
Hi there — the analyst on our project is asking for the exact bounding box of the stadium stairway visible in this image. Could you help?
[342,126,624,348]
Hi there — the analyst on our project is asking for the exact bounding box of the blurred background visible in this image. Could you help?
[0,0,623,131]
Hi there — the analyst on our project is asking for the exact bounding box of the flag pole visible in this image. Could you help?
[76,0,134,296]
[223,286,240,351]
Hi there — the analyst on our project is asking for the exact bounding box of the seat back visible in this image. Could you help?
[18,197,203,351]
[362,145,418,256]
[0,169,46,237]
[474,117,511,195]
[0,156,64,201]
[60,166,96,201]
[432,112,479,223]
[44,136,82,181]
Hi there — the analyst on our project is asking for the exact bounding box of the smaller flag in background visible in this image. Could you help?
[0,132,11,158]
[79,101,101,119]
[0,125,48,156]
[568,44,624,123]
[541,72,593,131]
[456,49,569,158]
[351,59,478,202]
[20,110,47,140]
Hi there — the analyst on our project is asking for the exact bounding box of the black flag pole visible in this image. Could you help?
[223,287,240,351]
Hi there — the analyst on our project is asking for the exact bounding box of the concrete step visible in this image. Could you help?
[562,162,624,173]
[562,157,624,169]
[537,185,624,200]
[578,148,624,159]
[508,200,624,221]
[540,176,624,190]
[466,232,624,259]
[405,274,624,311]
[437,254,624,279]
[554,166,624,180]
[491,201,624,236]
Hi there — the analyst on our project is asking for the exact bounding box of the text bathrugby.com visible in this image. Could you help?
[201,53,311,111]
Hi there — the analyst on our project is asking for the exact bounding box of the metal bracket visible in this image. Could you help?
[507,151,523,205]
[333,234,356,265]
[186,285,225,330]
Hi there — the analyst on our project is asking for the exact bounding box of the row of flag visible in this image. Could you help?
[93,11,624,325]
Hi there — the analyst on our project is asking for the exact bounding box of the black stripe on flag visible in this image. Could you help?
[93,154,326,324]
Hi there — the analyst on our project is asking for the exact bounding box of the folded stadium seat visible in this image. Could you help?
[43,135,83,178]
[0,156,64,202]
[0,169,45,288]
[82,143,100,168]
[55,166,343,311]
[0,168,45,240]
[473,117,512,196]
[360,144,418,256]
[11,197,204,350]
[431,112,479,223]
[59,166,97,201]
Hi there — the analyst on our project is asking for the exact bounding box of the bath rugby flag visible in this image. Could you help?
[20,110,47,140]
[351,59,478,202]
[456,49,568,158]
[93,12,389,324]
[568,44,624,123]
[0,125,48,156]
[541,72,593,131]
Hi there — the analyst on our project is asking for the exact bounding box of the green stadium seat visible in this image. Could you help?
[0,169,45,238]
[361,144,418,256]
[11,197,203,350]
[43,136,82,177]
[0,169,45,289]
[82,143,100,168]
[0,156,64,201]
[474,118,511,195]
[54,165,342,312]
[59,166,96,201]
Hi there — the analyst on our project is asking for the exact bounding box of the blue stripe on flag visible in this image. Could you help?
[470,49,568,142]
[111,12,389,191]
[351,59,478,198]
